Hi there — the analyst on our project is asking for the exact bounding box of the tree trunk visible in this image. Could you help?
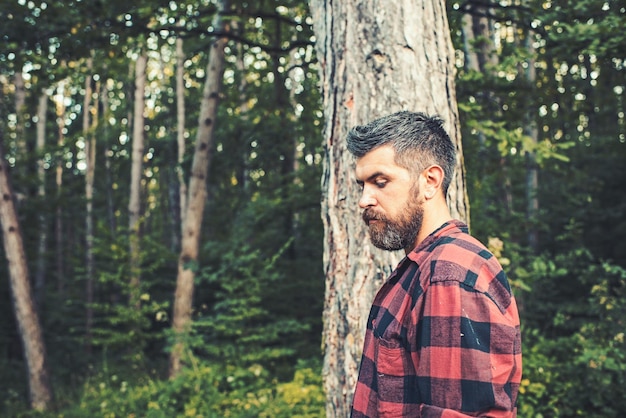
[83,58,95,349]
[14,72,27,159]
[309,1,468,415]
[461,12,480,72]
[523,29,539,251]
[0,117,53,412]
[233,16,251,191]
[270,17,297,258]
[54,82,66,293]
[463,4,514,215]
[471,5,498,71]
[169,0,229,378]
[101,80,117,238]
[128,51,148,309]
[176,36,188,243]
[35,91,48,308]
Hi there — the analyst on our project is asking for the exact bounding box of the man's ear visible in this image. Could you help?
[422,165,444,199]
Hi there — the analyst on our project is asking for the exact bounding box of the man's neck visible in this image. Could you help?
[406,200,452,254]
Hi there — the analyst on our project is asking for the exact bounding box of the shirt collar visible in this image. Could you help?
[406,219,467,263]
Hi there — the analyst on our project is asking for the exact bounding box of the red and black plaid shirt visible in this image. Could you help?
[351,220,522,417]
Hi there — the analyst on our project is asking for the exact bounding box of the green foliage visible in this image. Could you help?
[9,360,324,418]
[511,245,626,417]
[193,194,322,374]
[217,362,325,418]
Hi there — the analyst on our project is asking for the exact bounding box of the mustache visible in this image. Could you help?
[362,208,386,224]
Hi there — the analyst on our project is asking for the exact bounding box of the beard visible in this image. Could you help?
[362,186,424,252]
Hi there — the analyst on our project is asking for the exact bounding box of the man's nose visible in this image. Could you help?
[358,187,376,208]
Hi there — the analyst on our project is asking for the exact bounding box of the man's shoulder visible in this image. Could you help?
[427,226,492,262]
[423,228,514,312]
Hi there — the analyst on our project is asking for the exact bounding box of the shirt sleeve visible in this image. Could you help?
[413,279,522,417]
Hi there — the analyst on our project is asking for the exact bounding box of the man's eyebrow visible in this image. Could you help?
[355,172,386,184]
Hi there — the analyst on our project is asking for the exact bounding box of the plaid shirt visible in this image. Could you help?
[351,220,522,417]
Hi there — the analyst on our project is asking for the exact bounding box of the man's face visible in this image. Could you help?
[355,145,424,252]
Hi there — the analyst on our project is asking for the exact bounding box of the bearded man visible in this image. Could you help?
[347,111,522,417]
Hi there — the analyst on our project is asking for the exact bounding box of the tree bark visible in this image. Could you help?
[169,0,229,378]
[128,51,148,309]
[0,115,53,412]
[309,0,468,415]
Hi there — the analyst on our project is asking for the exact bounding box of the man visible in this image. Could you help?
[348,111,522,417]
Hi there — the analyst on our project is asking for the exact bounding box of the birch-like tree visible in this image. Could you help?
[169,0,230,378]
[128,51,148,309]
[0,94,53,411]
[309,0,468,414]
[35,91,48,308]
[54,82,66,293]
[83,57,96,347]
[176,36,188,243]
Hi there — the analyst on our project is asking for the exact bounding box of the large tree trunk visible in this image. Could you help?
[0,116,53,411]
[169,0,229,378]
[128,51,148,309]
[309,1,468,415]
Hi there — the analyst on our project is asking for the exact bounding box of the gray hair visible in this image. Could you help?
[346,111,456,194]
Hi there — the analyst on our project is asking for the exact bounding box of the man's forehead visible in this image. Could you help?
[355,145,405,179]
[355,144,396,166]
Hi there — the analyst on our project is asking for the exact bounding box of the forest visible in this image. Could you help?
[0,0,625,417]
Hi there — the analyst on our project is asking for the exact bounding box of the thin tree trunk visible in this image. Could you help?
[101,80,117,238]
[523,29,539,251]
[309,0,468,415]
[169,0,229,378]
[176,37,188,241]
[35,92,48,308]
[83,57,95,349]
[233,15,250,190]
[54,83,66,293]
[287,35,303,250]
[14,72,27,158]
[472,5,499,71]
[461,12,480,73]
[0,114,53,412]
[128,52,148,309]
[270,17,297,257]
[463,4,514,215]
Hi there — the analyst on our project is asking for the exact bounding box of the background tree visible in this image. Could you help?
[34,90,48,308]
[0,93,53,411]
[128,50,148,310]
[169,0,230,378]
